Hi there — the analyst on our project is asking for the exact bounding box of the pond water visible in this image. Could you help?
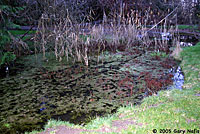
[168,66,184,90]
[0,47,182,133]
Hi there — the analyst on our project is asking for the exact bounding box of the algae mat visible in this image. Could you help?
[0,49,177,133]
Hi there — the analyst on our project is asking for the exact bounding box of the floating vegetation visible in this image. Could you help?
[0,47,179,133]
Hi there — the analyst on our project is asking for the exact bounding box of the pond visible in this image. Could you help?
[0,46,182,133]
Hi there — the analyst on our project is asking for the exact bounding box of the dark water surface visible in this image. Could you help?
[0,49,181,133]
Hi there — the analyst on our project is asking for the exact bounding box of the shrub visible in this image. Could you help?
[0,52,16,66]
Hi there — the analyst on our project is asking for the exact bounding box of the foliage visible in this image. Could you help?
[0,30,13,66]
[8,30,36,36]
[0,52,16,65]
[0,30,11,48]
[0,1,24,66]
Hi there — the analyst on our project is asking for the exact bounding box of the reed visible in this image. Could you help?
[34,1,179,66]
[34,12,145,65]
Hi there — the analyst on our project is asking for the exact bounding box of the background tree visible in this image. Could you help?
[0,0,25,66]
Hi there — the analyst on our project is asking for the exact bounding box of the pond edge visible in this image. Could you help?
[27,42,200,134]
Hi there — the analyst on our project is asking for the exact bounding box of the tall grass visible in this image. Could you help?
[34,2,178,66]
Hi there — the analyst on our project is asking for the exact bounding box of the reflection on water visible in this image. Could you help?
[180,42,193,47]
[169,66,184,90]
[5,66,9,77]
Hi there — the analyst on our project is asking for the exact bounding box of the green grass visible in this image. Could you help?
[177,25,198,30]
[9,30,36,36]
[27,42,200,134]
[180,42,200,89]
[146,24,198,30]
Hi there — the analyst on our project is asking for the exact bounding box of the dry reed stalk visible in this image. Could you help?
[82,38,89,66]
[170,41,182,59]
[35,1,182,66]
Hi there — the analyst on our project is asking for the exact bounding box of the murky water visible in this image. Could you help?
[0,48,181,133]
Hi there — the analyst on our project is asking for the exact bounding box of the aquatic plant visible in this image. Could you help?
[150,51,168,58]
[137,71,173,95]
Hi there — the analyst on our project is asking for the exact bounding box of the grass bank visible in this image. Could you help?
[28,43,200,134]
[177,25,198,30]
